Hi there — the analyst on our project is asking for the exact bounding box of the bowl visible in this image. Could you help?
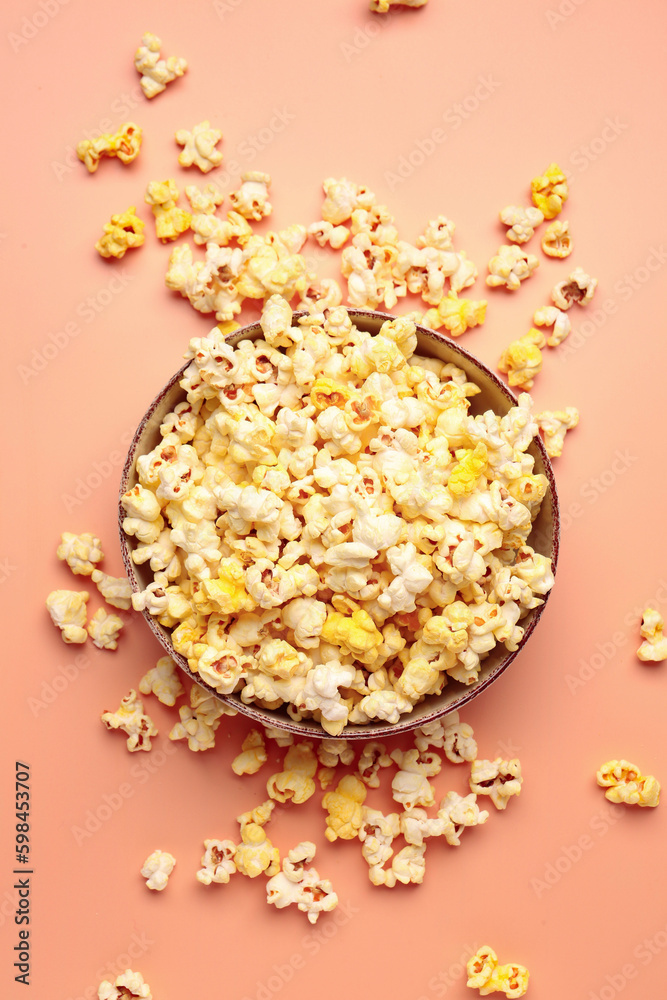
[119,309,559,739]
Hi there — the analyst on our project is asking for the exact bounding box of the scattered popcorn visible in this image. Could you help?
[466,945,529,998]
[499,205,544,244]
[357,741,392,787]
[95,206,145,259]
[377,843,426,887]
[390,748,441,810]
[176,121,223,173]
[77,123,142,173]
[551,266,597,309]
[308,220,349,250]
[469,758,523,810]
[322,774,367,841]
[266,842,338,923]
[530,162,568,219]
[267,742,318,804]
[321,177,375,225]
[422,292,487,337]
[101,690,158,752]
[234,822,280,878]
[532,305,571,347]
[541,219,572,258]
[139,656,185,706]
[196,838,238,884]
[486,245,539,291]
[87,608,124,650]
[637,608,667,662]
[317,739,355,769]
[145,179,191,242]
[169,684,225,751]
[97,969,152,1000]
[229,171,272,220]
[232,729,268,775]
[134,32,187,99]
[185,183,224,214]
[56,532,103,576]
[90,569,132,610]
[497,328,545,388]
[237,799,275,830]
[371,0,429,10]
[597,759,660,808]
[535,407,579,458]
[46,589,89,644]
[140,849,176,890]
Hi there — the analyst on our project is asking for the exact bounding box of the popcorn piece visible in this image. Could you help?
[101,690,157,752]
[317,739,355,769]
[176,121,223,173]
[169,697,221,752]
[551,266,597,309]
[196,839,238,885]
[95,206,145,259]
[390,748,440,810]
[535,407,579,458]
[308,220,349,249]
[637,608,667,663]
[377,844,426,887]
[497,328,545,389]
[139,656,185,706]
[467,946,529,998]
[267,742,318,804]
[237,799,275,830]
[437,791,489,846]
[97,970,152,1000]
[531,161,568,219]
[597,759,660,808]
[321,177,375,225]
[234,823,280,878]
[469,758,522,810]
[266,842,338,923]
[229,171,272,220]
[541,219,572,258]
[322,774,367,842]
[145,180,191,242]
[46,589,89,644]
[532,305,571,347]
[77,123,142,173]
[486,245,539,291]
[185,183,224,214]
[232,729,268,775]
[87,608,124,650]
[371,0,429,10]
[90,569,132,610]
[56,532,103,575]
[134,32,187,99]
[357,741,392,787]
[140,849,176,890]
[422,292,487,337]
[499,205,544,244]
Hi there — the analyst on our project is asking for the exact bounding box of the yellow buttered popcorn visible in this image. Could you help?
[423,292,487,337]
[91,569,132,610]
[321,609,383,665]
[46,589,89,644]
[499,205,544,244]
[231,729,268,776]
[101,690,157,752]
[486,245,539,291]
[267,742,318,804]
[322,774,367,842]
[637,608,667,662]
[597,759,660,808]
[196,839,238,885]
[139,656,184,707]
[175,121,223,173]
[145,180,191,242]
[530,161,568,219]
[467,946,529,998]
[77,122,142,173]
[448,443,488,497]
[498,328,545,389]
[234,823,280,878]
[134,32,187,99]
[95,207,145,259]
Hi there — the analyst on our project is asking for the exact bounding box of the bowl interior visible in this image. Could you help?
[119,310,559,740]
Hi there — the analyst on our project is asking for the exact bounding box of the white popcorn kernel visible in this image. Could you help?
[535,407,579,458]
[551,266,597,309]
[56,532,103,576]
[134,32,187,98]
[140,849,176,890]
[533,305,571,347]
[176,121,223,173]
[229,171,272,220]
[499,205,544,244]
[266,842,338,923]
[97,969,152,1000]
[101,690,157,752]
[87,608,124,651]
[486,245,539,290]
[139,656,184,706]
[90,569,132,610]
[196,839,238,885]
[637,608,667,663]
[469,758,523,810]
[46,589,89,644]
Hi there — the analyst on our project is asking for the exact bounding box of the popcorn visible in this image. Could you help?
[90,569,132,610]
[378,844,426,887]
[56,532,103,576]
[196,838,238,885]
[237,799,276,830]
[77,123,142,172]
[140,849,176,890]
[437,791,489,846]
[532,305,571,347]
[145,180,191,242]
[317,739,355,769]
[467,945,529,998]
[535,407,579,458]
[597,759,660,807]
[298,661,357,736]
[469,758,523,810]
[46,589,89,644]
[229,171,272,220]
[370,0,429,10]
[541,219,572,257]
[486,245,539,291]
[497,328,545,389]
[185,183,224,214]
[234,823,280,878]
[422,292,487,337]
[357,742,392,787]
[97,970,152,1000]
[175,121,224,173]
[390,748,440,810]
[267,742,318,804]
[551,266,597,309]
[95,206,145,259]
[266,842,338,923]
[139,656,185,706]
[499,205,544,244]
[134,32,187,98]
[322,774,367,841]
[308,220,349,249]
[232,729,268,775]
[87,608,124,650]
[321,177,375,225]
[101,690,157,752]
[168,695,222,752]
[531,161,568,218]
[637,608,667,662]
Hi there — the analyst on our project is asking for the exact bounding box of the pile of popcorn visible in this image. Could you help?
[121,300,556,733]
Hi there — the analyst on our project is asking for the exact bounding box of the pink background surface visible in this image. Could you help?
[2,1,667,998]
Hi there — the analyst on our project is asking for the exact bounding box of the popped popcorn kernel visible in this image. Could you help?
[135,32,187,99]
[77,122,142,173]
[234,822,280,878]
[486,245,539,291]
[90,569,132,610]
[532,305,571,347]
[87,608,124,650]
[497,328,545,389]
[145,179,191,242]
[46,589,89,644]
[535,407,579,458]
[551,266,597,309]
[541,219,572,258]
[597,759,660,807]
[422,292,487,337]
[140,848,176,890]
[139,656,185,707]
[637,608,667,662]
[530,161,568,219]
[56,532,103,576]
[499,205,544,244]
[229,171,272,220]
[95,206,145,259]
[322,774,367,842]
[101,690,157,752]
[196,838,237,884]
[371,0,429,10]
[267,742,318,804]
[232,729,268,775]
[97,969,152,1000]
[467,945,529,998]
[176,121,224,173]
[448,443,488,497]
[266,842,338,923]
[469,758,523,810]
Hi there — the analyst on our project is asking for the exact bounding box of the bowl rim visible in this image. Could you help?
[119,308,560,740]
